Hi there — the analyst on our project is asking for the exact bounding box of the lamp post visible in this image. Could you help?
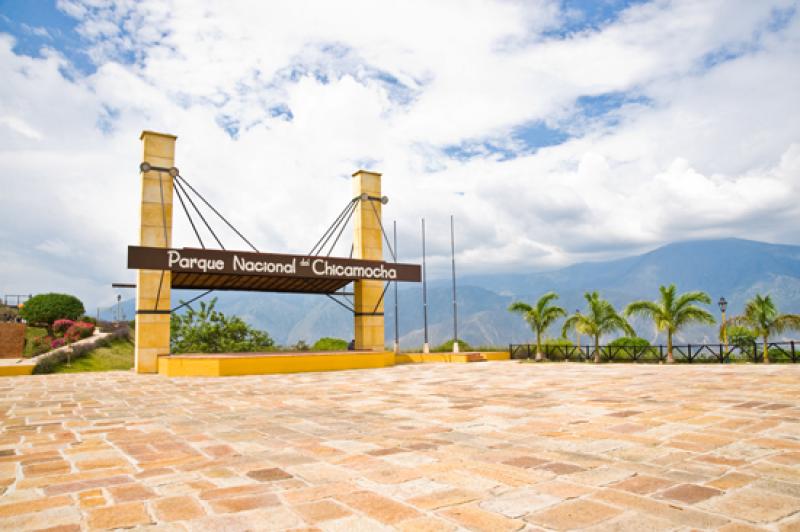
[718,296,728,353]
[575,309,581,360]
[116,294,122,323]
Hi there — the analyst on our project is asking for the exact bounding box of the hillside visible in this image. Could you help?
[104,238,800,347]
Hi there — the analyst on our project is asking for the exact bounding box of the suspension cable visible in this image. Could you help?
[368,199,396,261]
[172,289,215,313]
[173,178,205,249]
[176,174,259,253]
[309,198,357,255]
[173,177,225,249]
[326,200,358,256]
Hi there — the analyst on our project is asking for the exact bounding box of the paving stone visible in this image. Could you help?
[153,495,206,522]
[657,483,723,504]
[108,482,156,502]
[699,487,800,523]
[440,503,525,531]
[479,487,561,517]
[406,488,482,510]
[336,490,420,524]
[610,474,675,494]
[292,499,352,523]
[208,493,280,513]
[247,467,292,481]
[87,502,152,529]
[526,499,622,530]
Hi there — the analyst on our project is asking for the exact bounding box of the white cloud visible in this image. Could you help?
[0,0,798,310]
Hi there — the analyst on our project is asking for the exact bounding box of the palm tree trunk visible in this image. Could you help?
[535,330,543,362]
[763,334,770,364]
[667,332,674,364]
[593,335,600,363]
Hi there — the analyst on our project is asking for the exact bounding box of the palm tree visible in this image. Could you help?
[731,294,800,364]
[562,291,634,363]
[509,292,566,361]
[625,284,715,364]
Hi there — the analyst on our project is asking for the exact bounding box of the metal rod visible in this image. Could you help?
[176,175,259,252]
[450,214,458,350]
[326,200,358,256]
[422,217,429,350]
[325,293,355,312]
[171,289,215,313]
[174,177,225,249]
[173,178,205,249]
[393,220,399,351]
[309,198,357,255]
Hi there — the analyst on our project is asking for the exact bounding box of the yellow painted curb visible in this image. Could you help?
[158,351,396,377]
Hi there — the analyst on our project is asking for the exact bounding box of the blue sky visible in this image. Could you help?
[0,0,798,307]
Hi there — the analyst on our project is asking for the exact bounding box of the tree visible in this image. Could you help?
[170,298,274,353]
[730,294,800,364]
[19,293,85,331]
[562,291,634,363]
[625,284,715,364]
[509,292,567,361]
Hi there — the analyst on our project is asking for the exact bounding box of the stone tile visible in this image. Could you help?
[479,488,561,517]
[440,504,524,531]
[293,500,352,523]
[406,488,482,510]
[526,499,622,530]
[707,472,757,490]
[336,490,420,524]
[107,482,156,502]
[610,474,675,494]
[153,495,206,522]
[87,502,152,529]
[699,487,800,523]
[656,483,723,504]
[247,467,292,481]
[208,493,280,513]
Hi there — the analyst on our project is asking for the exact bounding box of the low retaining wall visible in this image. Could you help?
[0,323,25,358]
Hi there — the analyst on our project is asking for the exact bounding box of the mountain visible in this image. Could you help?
[103,238,800,347]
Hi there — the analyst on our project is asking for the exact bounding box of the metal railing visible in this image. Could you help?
[509,341,799,363]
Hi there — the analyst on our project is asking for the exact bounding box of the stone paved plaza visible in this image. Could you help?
[1,362,800,531]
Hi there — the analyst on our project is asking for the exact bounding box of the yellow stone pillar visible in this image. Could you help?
[134,131,176,373]
[352,170,385,351]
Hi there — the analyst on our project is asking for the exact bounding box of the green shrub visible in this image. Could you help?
[540,338,575,359]
[170,298,274,353]
[292,340,310,351]
[312,337,349,351]
[433,339,471,352]
[726,325,757,350]
[604,337,658,361]
[20,293,85,329]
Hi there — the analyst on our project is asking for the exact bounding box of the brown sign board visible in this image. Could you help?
[127,246,422,283]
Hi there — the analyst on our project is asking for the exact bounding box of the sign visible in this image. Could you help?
[127,246,421,282]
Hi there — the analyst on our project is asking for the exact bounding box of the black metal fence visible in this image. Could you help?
[509,341,799,363]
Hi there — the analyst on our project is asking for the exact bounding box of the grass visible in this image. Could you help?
[23,326,48,356]
[53,337,134,373]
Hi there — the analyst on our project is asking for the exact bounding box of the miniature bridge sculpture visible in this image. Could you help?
[129,131,421,373]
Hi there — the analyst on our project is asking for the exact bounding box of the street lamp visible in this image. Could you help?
[718,296,728,352]
[116,294,122,322]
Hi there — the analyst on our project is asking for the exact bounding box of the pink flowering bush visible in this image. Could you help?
[53,319,75,334]
[50,338,66,349]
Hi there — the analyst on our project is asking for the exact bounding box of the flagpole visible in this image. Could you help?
[393,220,399,354]
[422,217,429,354]
[450,215,459,353]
